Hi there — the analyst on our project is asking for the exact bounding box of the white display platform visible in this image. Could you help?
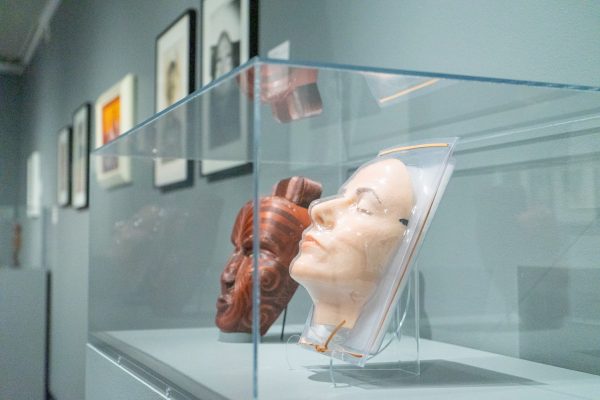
[92,326,600,400]
[86,346,168,400]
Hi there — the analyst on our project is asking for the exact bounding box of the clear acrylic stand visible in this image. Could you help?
[285,265,420,387]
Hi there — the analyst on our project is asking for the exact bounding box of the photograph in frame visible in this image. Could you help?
[27,151,41,218]
[71,103,91,209]
[201,0,258,176]
[154,9,196,190]
[57,126,72,207]
[94,74,135,189]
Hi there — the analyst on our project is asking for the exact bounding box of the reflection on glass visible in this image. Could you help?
[240,65,323,123]
[364,72,442,107]
[113,204,200,315]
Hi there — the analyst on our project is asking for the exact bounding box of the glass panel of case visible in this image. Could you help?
[90,58,600,399]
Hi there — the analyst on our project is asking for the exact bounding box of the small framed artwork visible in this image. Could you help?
[71,103,91,209]
[202,0,258,86]
[154,9,196,190]
[27,151,41,218]
[57,126,72,207]
[94,74,135,188]
[201,0,258,176]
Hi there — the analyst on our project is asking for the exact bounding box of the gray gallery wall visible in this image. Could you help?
[2,1,600,399]
[259,0,600,87]
[14,1,200,399]
[0,75,21,207]
[0,75,21,266]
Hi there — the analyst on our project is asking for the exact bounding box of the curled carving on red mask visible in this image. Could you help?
[216,176,322,335]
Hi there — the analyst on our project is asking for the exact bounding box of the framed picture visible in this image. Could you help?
[201,0,258,176]
[27,151,41,218]
[94,74,135,188]
[154,9,196,190]
[202,0,258,86]
[57,126,72,207]
[71,103,91,209]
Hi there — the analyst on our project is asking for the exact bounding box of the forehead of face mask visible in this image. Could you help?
[342,158,413,220]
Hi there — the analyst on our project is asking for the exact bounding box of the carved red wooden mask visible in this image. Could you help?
[216,177,322,335]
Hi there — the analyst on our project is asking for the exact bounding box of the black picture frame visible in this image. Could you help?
[200,0,258,177]
[202,0,258,86]
[57,126,72,207]
[154,9,197,191]
[71,103,91,209]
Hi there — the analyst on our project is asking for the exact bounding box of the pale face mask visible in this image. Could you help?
[290,158,414,329]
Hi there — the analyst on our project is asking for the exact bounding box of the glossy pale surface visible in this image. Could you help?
[291,159,413,328]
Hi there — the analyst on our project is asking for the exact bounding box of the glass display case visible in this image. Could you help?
[89,58,600,400]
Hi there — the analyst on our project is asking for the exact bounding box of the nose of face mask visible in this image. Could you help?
[310,196,349,230]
